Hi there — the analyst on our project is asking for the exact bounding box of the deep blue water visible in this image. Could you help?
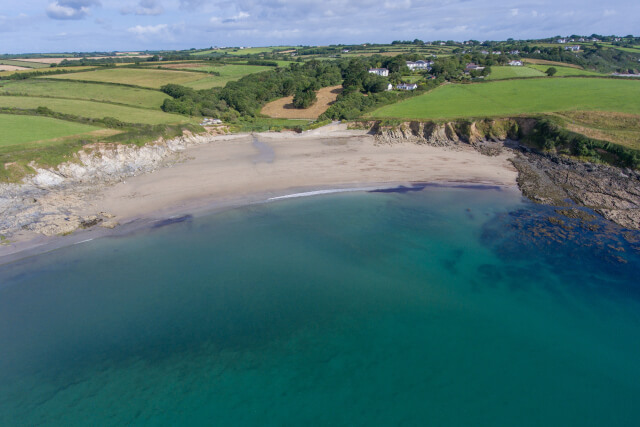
[0,186,639,426]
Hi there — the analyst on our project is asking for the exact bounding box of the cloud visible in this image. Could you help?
[510,8,519,16]
[46,0,100,20]
[179,0,204,11]
[127,23,183,40]
[603,9,616,17]
[121,0,164,16]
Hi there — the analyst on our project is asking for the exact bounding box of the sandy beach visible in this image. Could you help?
[87,126,518,220]
[0,124,519,260]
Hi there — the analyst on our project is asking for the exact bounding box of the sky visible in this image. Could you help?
[1,0,638,54]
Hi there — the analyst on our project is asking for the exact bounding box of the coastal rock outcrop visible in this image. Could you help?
[0,132,213,239]
[366,119,640,231]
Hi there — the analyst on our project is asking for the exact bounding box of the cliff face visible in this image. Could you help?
[367,118,536,147]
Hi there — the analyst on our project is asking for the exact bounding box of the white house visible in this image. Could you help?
[386,83,393,91]
[406,60,433,71]
[508,60,523,66]
[565,45,580,52]
[480,50,489,55]
[509,50,520,55]
[557,38,567,44]
[341,49,350,53]
[369,68,389,77]
[397,83,418,90]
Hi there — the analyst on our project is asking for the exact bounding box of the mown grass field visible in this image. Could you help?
[0,114,101,146]
[485,66,546,80]
[527,64,605,77]
[42,68,207,89]
[0,66,96,78]
[522,59,583,69]
[370,78,640,120]
[193,46,295,56]
[0,80,169,109]
[261,85,342,119]
[0,96,190,124]
[0,59,49,69]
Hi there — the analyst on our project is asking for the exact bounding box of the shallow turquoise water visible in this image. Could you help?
[1,186,639,426]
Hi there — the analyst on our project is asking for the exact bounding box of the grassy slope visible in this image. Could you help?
[0,114,100,146]
[370,78,640,120]
[527,64,605,77]
[0,96,190,124]
[485,66,546,80]
[0,80,169,109]
[42,68,208,89]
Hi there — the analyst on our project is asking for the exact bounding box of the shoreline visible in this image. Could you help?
[0,181,521,266]
[0,123,521,263]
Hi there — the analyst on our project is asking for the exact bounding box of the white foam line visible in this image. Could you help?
[268,187,375,201]
[73,239,94,245]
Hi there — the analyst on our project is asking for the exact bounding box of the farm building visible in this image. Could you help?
[397,83,418,90]
[465,63,485,71]
[369,68,389,76]
[508,60,523,66]
[406,60,433,71]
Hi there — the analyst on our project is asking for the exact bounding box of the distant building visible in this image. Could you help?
[369,68,389,76]
[508,60,523,66]
[406,60,433,71]
[341,49,350,53]
[557,38,567,44]
[397,83,418,90]
[480,50,489,55]
[386,83,393,91]
[465,63,485,71]
[509,50,520,55]
[492,51,502,55]
[200,118,223,126]
[565,45,580,52]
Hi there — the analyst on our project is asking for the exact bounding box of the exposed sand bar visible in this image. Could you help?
[85,127,518,223]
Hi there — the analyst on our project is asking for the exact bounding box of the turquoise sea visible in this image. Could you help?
[0,185,639,426]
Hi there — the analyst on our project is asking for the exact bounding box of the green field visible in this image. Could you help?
[42,68,208,89]
[0,66,96,78]
[187,64,273,88]
[370,78,640,120]
[0,80,169,109]
[193,46,295,56]
[0,96,190,124]
[527,64,605,77]
[0,114,100,146]
[485,66,546,80]
[0,59,50,69]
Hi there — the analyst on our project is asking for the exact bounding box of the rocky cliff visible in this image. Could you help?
[0,132,214,238]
